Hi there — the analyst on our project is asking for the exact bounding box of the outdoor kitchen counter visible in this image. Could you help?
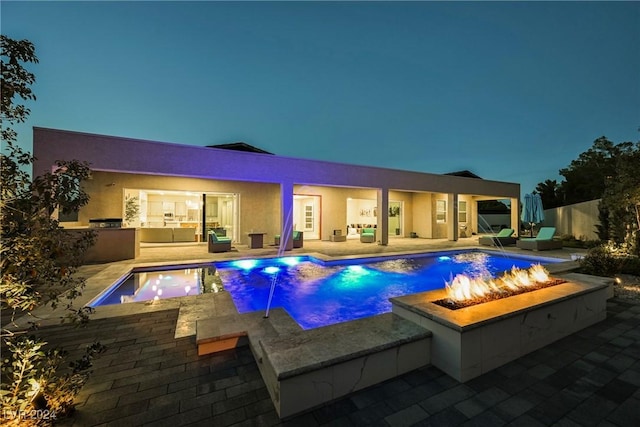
[63,227,140,263]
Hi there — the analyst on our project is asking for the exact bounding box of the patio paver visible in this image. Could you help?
[6,238,639,426]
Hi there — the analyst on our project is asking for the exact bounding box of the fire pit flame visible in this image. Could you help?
[445,264,550,303]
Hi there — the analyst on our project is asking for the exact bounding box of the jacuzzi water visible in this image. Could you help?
[89,250,562,329]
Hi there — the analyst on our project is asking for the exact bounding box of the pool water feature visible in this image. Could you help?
[219,251,560,329]
[90,250,561,329]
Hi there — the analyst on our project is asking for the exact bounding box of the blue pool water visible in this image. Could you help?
[217,251,560,329]
[88,250,562,329]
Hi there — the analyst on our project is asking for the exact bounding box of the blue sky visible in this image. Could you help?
[3,1,639,194]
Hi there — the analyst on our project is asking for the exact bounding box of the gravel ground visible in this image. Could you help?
[614,274,640,301]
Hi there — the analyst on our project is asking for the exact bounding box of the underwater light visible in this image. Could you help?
[347,265,366,273]
[438,256,452,261]
[280,257,301,267]
[233,259,258,270]
[264,266,279,274]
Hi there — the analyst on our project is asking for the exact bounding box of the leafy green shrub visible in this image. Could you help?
[579,245,623,277]
[619,256,640,276]
[1,336,105,426]
[1,35,102,425]
[560,235,600,249]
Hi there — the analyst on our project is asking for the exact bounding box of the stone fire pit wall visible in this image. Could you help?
[390,273,612,382]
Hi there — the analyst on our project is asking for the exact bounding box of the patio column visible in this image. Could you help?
[377,188,389,246]
[280,181,294,251]
[447,193,458,241]
[511,197,520,237]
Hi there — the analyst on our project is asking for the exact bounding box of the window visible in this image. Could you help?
[304,205,314,230]
[458,201,467,223]
[436,200,447,223]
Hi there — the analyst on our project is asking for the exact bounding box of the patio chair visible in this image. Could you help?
[293,231,303,248]
[360,227,376,243]
[478,228,516,247]
[516,227,562,251]
[274,231,303,248]
[208,231,232,253]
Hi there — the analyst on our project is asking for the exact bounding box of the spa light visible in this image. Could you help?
[281,257,301,267]
[234,259,258,270]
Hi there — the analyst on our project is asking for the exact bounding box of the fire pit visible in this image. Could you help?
[434,265,567,310]
[390,271,612,382]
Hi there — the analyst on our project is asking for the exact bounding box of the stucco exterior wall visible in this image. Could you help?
[82,171,281,239]
[33,128,520,199]
[34,127,521,243]
[544,199,600,241]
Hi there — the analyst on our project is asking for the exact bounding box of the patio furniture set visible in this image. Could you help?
[479,226,563,250]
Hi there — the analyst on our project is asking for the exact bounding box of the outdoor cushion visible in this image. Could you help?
[360,228,376,243]
[209,231,231,242]
[478,228,516,246]
[208,231,232,253]
[516,227,562,251]
[495,228,515,238]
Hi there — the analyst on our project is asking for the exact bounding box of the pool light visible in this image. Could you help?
[233,259,258,270]
[280,257,301,267]
[264,266,279,274]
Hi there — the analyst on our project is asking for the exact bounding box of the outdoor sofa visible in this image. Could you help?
[516,227,563,251]
[208,231,232,253]
[478,228,516,247]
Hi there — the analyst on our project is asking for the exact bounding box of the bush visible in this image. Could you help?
[560,235,600,249]
[619,256,640,276]
[579,245,623,277]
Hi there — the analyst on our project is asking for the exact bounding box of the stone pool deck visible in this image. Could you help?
[7,238,640,425]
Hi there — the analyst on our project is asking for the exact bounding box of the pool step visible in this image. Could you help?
[195,308,301,356]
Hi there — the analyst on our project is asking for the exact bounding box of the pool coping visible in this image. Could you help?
[8,248,577,335]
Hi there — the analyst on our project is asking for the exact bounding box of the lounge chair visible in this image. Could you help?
[208,231,232,253]
[478,228,516,247]
[516,227,563,251]
[360,228,376,243]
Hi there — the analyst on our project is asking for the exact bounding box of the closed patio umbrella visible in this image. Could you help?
[521,193,545,237]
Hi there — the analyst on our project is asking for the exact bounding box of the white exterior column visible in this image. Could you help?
[377,188,389,246]
[280,181,294,251]
[448,193,459,241]
[511,197,520,237]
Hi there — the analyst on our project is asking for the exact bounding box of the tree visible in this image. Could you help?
[558,136,629,205]
[477,200,509,213]
[598,142,640,254]
[535,179,564,209]
[1,35,103,424]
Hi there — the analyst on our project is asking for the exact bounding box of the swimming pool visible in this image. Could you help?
[89,250,562,329]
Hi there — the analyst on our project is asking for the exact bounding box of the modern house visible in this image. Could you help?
[33,127,521,254]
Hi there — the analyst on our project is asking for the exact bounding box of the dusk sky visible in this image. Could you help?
[3,1,639,194]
